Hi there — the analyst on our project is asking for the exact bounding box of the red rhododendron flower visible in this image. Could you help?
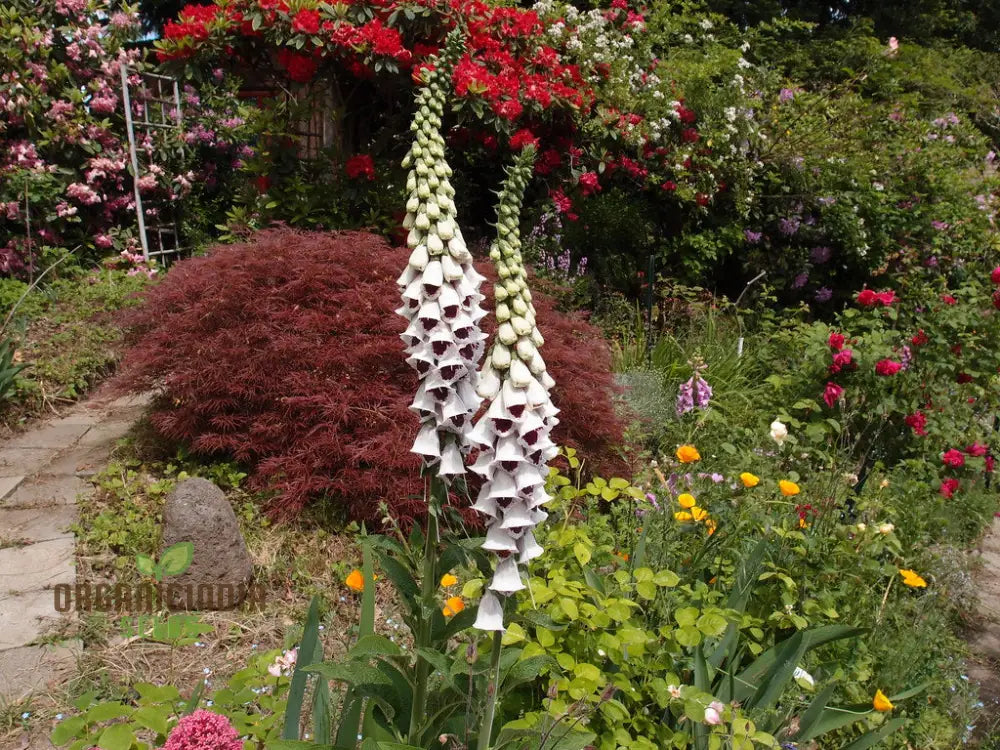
[509,128,539,151]
[822,382,843,408]
[993,289,1000,310]
[291,9,320,34]
[991,266,1000,284]
[345,154,375,180]
[828,349,854,374]
[875,359,902,376]
[905,411,928,436]
[965,443,988,457]
[875,290,896,305]
[276,48,317,83]
[493,98,524,121]
[578,171,601,196]
[828,332,845,350]
[987,455,995,473]
[550,188,572,214]
[681,128,699,143]
[911,329,928,346]
[942,449,965,468]
[940,293,957,305]
[939,478,960,498]
[695,193,710,206]
[660,180,677,191]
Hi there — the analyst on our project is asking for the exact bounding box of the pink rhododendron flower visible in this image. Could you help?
[828,332,845,350]
[164,710,242,750]
[991,266,1000,284]
[905,412,928,437]
[828,349,854,374]
[966,443,988,457]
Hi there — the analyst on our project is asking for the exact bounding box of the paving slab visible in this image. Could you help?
[43,445,118,478]
[0,449,58,477]
[0,475,23,500]
[2,475,88,509]
[0,590,67,650]
[5,421,93,451]
[76,420,136,448]
[0,537,75,594]
[0,506,78,544]
[0,641,81,703]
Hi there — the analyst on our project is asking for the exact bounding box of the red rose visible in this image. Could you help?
[857,289,878,307]
[829,349,854,374]
[940,294,957,305]
[822,382,843,408]
[942,448,965,468]
[875,290,896,305]
[991,265,1000,284]
[875,359,902,376]
[911,329,928,346]
[905,411,928,436]
[828,332,845,351]
[939,478,960,499]
[966,443,988,457]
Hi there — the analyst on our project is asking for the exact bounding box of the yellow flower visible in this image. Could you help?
[676,444,701,463]
[674,511,693,522]
[899,569,927,588]
[690,506,708,522]
[345,569,365,592]
[739,472,760,488]
[873,689,894,712]
[442,596,465,617]
[440,573,458,587]
[706,519,717,535]
[677,493,696,509]
[779,480,800,496]
[798,517,809,529]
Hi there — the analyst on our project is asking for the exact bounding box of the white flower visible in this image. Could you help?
[770,419,788,445]
[793,666,815,689]
[397,45,487,481]
[878,523,895,534]
[857,523,867,532]
[667,684,682,698]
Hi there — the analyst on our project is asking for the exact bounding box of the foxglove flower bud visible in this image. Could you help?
[397,33,486,480]
[469,147,559,631]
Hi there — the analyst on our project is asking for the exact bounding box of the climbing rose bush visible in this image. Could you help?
[0,0,254,274]
[115,229,629,524]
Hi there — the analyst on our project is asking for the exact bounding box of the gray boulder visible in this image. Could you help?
[160,477,253,610]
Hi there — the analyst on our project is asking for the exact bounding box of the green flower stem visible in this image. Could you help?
[477,631,504,750]
[407,476,441,745]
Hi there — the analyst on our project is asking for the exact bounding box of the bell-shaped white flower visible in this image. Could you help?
[473,590,505,631]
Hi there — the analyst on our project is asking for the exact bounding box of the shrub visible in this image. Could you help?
[116,229,629,523]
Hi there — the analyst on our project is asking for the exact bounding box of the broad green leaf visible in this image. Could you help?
[351,634,401,658]
[573,542,591,566]
[86,703,133,723]
[134,554,155,577]
[674,607,699,627]
[636,580,657,600]
[131,707,168,737]
[97,724,134,750]
[51,716,87,746]
[158,542,194,577]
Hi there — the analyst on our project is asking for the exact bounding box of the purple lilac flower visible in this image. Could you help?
[779,88,797,103]
[792,272,809,289]
[778,217,800,236]
[810,246,832,263]
[900,345,912,371]
[814,287,833,302]
[931,220,950,231]
[744,229,762,243]
[645,492,660,510]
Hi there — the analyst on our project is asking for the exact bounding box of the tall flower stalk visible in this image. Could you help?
[469,144,559,748]
[395,32,484,745]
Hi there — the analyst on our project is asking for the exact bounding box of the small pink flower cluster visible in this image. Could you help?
[163,710,243,750]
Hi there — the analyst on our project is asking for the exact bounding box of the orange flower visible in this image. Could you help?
[677,493,696,509]
[899,569,927,588]
[779,480,800,496]
[440,573,458,587]
[706,519,717,536]
[739,472,760,488]
[345,569,365,592]
[691,506,708,522]
[676,445,701,463]
[674,511,693,522]
[442,596,465,617]
[798,517,809,529]
[873,689,894,712]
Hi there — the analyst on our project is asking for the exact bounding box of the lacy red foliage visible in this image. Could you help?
[116,229,629,524]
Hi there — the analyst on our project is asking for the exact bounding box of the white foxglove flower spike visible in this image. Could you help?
[397,36,486,483]
[470,146,561,631]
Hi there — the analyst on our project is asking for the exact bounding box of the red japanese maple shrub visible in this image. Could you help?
[116,229,629,524]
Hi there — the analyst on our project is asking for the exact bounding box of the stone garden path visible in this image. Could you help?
[967,514,1000,740]
[0,392,149,708]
